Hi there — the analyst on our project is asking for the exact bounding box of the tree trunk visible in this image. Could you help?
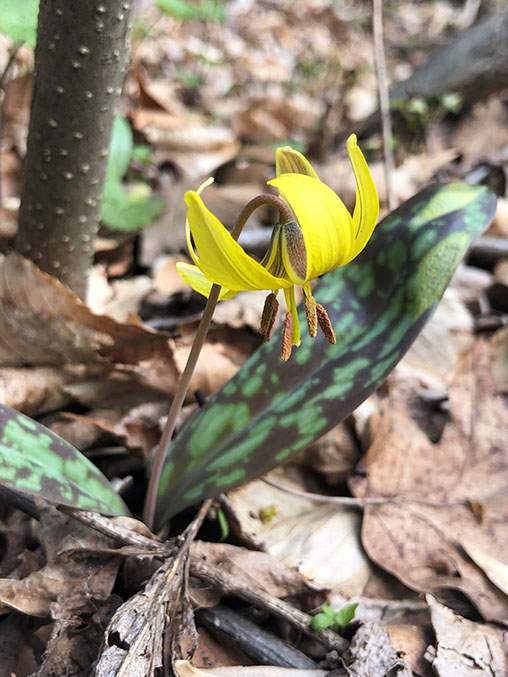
[16,0,133,299]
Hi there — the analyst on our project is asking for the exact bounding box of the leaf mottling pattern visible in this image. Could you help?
[154,183,496,528]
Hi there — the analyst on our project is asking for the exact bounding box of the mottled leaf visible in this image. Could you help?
[0,404,128,515]
[155,183,496,527]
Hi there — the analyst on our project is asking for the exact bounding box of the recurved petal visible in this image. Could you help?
[176,262,237,300]
[345,134,379,262]
[276,146,319,178]
[185,191,291,292]
[268,174,354,279]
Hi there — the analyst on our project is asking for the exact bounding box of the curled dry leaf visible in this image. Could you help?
[227,473,373,596]
[351,340,508,623]
[0,251,177,372]
[427,596,507,676]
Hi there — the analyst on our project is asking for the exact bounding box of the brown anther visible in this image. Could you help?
[259,292,279,341]
[281,311,294,361]
[304,294,317,338]
[316,303,336,344]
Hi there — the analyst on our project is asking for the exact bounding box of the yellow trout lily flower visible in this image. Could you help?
[177,134,379,360]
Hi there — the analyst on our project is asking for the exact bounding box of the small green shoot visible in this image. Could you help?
[311,603,358,633]
[216,506,229,541]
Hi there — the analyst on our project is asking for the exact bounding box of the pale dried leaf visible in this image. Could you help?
[86,266,154,322]
[489,327,508,393]
[174,662,328,677]
[401,289,473,379]
[428,596,507,676]
[461,538,508,597]
[0,364,103,416]
[227,475,372,595]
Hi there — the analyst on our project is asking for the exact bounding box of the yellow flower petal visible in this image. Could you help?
[176,262,237,300]
[185,191,292,292]
[346,134,379,262]
[276,146,319,179]
[268,174,354,279]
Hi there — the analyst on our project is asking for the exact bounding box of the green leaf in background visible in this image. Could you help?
[101,117,165,232]
[0,404,129,516]
[101,181,165,232]
[156,0,226,22]
[154,183,496,528]
[0,0,39,47]
[106,116,133,184]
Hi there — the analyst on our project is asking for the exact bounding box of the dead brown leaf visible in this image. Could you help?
[0,364,104,416]
[350,340,508,623]
[0,251,177,375]
[0,506,120,618]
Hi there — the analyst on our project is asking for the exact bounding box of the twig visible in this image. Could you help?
[197,605,319,669]
[190,555,349,654]
[143,194,294,529]
[261,477,466,509]
[372,0,396,210]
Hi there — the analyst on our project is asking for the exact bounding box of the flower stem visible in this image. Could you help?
[143,192,291,530]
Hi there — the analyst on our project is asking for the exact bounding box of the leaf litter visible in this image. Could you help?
[0,0,508,674]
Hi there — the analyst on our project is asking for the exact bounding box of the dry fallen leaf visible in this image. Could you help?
[427,596,507,676]
[0,506,120,618]
[0,364,104,416]
[86,266,154,322]
[350,340,508,623]
[227,473,373,596]
[174,662,329,677]
[0,251,178,375]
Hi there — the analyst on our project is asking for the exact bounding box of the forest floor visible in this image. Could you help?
[0,0,507,674]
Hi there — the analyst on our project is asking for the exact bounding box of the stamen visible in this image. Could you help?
[304,294,317,338]
[316,303,336,344]
[260,292,279,341]
[281,311,294,361]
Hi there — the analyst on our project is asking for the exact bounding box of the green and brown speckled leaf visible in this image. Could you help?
[0,404,128,515]
[154,183,496,528]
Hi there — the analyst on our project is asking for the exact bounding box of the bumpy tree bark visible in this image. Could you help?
[16,0,133,299]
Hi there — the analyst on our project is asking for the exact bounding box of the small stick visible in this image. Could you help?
[190,555,349,654]
[373,0,396,210]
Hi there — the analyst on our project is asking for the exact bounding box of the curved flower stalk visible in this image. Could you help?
[177,134,379,360]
